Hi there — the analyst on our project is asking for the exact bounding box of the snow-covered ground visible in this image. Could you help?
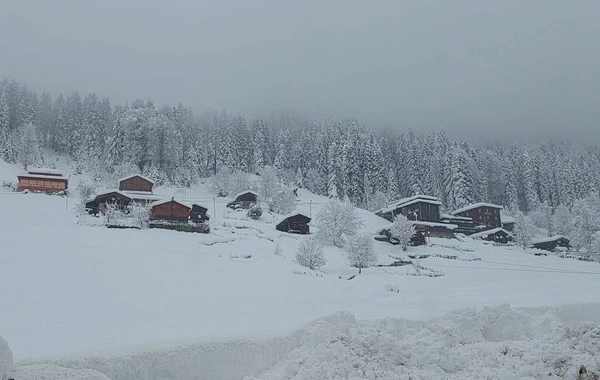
[1,160,600,378]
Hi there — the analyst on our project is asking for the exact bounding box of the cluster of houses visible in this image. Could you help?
[374,195,569,252]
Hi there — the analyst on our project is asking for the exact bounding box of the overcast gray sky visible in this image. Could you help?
[1,0,598,140]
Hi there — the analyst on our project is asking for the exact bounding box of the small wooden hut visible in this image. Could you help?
[150,198,191,222]
[227,190,259,209]
[276,213,311,234]
[190,204,210,223]
[469,227,512,244]
[118,174,154,193]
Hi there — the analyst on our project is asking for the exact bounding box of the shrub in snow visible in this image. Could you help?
[345,233,377,273]
[390,214,415,251]
[316,199,365,247]
[267,188,296,214]
[247,204,263,220]
[103,202,125,226]
[514,211,536,249]
[273,243,283,256]
[76,180,96,215]
[296,237,327,270]
[128,202,151,228]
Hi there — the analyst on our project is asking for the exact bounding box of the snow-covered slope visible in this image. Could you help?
[1,160,600,378]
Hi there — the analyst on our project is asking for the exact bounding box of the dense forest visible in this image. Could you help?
[1,77,600,214]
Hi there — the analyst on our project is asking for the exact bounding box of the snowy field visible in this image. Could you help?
[1,161,600,378]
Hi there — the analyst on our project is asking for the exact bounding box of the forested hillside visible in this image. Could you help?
[1,78,599,213]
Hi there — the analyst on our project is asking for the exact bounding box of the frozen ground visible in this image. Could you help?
[1,160,600,378]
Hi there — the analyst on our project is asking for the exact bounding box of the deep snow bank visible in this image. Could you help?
[247,304,600,380]
[0,337,13,380]
[14,304,600,380]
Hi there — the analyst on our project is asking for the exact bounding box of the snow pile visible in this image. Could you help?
[0,337,13,380]
[13,364,111,380]
[246,304,600,380]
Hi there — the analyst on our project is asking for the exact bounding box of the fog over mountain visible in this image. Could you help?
[1,0,599,140]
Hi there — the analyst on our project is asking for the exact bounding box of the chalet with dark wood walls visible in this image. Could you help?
[118,174,154,193]
[452,203,503,229]
[531,236,570,252]
[17,168,68,193]
[413,221,457,239]
[276,213,311,234]
[470,227,512,244]
[190,204,210,223]
[227,190,259,209]
[375,195,442,223]
[85,190,132,215]
[150,199,191,222]
[440,214,476,235]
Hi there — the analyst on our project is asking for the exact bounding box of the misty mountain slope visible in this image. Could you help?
[1,160,599,363]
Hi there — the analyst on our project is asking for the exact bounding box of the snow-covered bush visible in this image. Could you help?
[345,233,377,273]
[268,188,296,214]
[128,202,151,228]
[514,211,536,249]
[296,237,326,270]
[76,180,96,215]
[390,214,415,251]
[247,204,262,220]
[317,199,365,247]
[103,202,125,226]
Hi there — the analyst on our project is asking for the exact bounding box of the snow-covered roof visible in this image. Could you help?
[233,190,259,199]
[94,189,132,200]
[412,221,458,230]
[125,192,164,201]
[470,227,510,239]
[501,215,516,224]
[376,195,442,214]
[18,173,69,181]
[531,235,567,245]
[452,203,503,215]
[275,212,311,226]
[27,167,64,176]
[440,213,473,221]
[118,174,155,185]
[150,198,192,209]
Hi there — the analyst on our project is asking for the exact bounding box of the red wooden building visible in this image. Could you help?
[150,199,191,222]
[118,174,154,193]
[17,168,68,193]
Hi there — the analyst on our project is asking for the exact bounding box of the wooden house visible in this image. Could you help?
[375,195,442,223]
[17,168,68,193]
[413,221,457,239]
[227,190,259,209]
[150,198,192,222]
[85,190,132,215]
[276,213,311,234]
[118,174,154,193]
[452,203,503,229]
[190,204,210,223]
[470,227,512,244]
[440,214,476,235]
[531,236,570,252]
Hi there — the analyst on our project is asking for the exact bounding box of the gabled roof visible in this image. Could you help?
[150,198,192,209]
[27,167,64,176]
[276,212,311,226]
[376,195,442,214]
[118,174,155,185]
[94,189,132,200]
[233,190,259,199]
[531,235,567,245]
[469,227,510,239]
[452,203,503,215]
[18,173,69,181]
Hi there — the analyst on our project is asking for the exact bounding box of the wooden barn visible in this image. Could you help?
[227,190,259,209]
[17,168,68,193]
[531,235,570,252]
[190,204,210,223]
[85,190,132,215]
[118,174,154,193]
[276,213,311,234]
[470,227,512,244]
[150,198,191,222]
[375,195,442,223]
[452,203,503,229]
